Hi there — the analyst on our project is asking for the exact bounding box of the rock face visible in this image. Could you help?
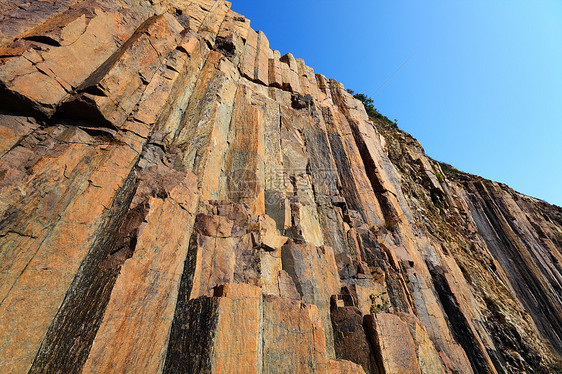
[0,1,561,373]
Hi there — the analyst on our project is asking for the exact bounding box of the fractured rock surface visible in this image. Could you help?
[0,1,561,373]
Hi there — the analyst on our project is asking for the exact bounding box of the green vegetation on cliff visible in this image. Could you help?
[346,89,397,128]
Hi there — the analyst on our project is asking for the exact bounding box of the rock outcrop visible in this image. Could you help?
[1,1,561,373]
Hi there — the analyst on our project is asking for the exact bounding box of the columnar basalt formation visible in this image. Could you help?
[1,1,561,373]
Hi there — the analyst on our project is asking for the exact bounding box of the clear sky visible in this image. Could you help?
[230,1,562,207]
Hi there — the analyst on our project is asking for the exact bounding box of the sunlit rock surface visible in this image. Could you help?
[1,1,561,373]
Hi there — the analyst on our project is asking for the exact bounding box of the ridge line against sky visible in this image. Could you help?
[230,1,562,207]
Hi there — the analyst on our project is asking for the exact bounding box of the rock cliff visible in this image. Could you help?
[1,1,561,373]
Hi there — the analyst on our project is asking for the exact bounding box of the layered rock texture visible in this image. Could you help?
[1,1,561,373]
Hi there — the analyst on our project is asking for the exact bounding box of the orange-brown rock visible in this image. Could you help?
[280,53,301,93]
[365,313,421,374]
[1,1,561,373]
[0,5,144,117]
[216,10,250,65]
[62,13,185,128]
[82,170,199,373]
[262,294,329,373]
[254,31,270,85]
[327,360,367,374]
[164,283,262,373]
[268,56,283,88]
[330,302,378,373]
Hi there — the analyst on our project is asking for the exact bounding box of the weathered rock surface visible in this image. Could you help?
[0,1,561,373]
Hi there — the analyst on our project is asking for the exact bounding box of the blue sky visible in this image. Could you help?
[230,1,562,207]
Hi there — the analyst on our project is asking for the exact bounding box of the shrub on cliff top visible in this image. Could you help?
[347,89,397,128]
[438,162,461,176]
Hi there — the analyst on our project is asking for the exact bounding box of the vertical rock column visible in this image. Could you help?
[224,83,266,215]
[0,136,142,373]
[82,172,200,373]
[164,283,262,373]
[172,50,240,201]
